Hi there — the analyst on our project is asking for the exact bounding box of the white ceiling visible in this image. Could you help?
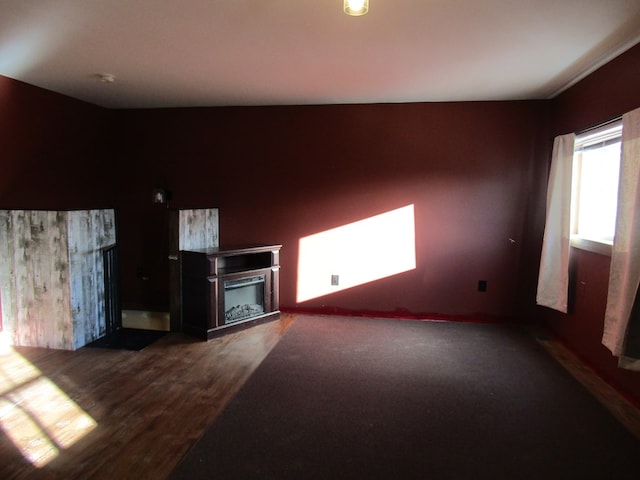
[1,0,640,109]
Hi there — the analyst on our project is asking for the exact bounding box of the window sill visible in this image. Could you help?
[570,236,612,256]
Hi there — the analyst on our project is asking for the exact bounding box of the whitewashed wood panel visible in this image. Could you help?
[0,209,116,350]
[68,209,116,349]
[178,208,219,250]
[0,211,16,336]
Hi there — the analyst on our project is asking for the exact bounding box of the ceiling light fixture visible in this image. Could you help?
[344,0,368,16]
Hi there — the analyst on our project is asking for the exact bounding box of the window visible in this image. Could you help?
[570,120,622,254]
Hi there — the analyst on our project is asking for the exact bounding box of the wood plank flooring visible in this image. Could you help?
[531,327,640,440]
[1,314,639,479]
[0,314,296,480]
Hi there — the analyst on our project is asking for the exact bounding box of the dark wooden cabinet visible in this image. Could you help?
[181,244,281,339]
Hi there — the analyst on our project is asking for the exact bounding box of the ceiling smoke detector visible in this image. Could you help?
[96,73,116,83]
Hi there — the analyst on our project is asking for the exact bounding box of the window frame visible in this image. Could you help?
[569,120,623,256]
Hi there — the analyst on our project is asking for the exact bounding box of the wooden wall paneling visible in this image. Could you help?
[68,209,117,349]
[8,210,29,346]
[44,210,73,350]
[10,211,31,346]
[178,208,219,250]
[68,210,90,348]
[0,210,74,349]
[21,211,68,349]
[0,210,17,341]
[0,209,115,350]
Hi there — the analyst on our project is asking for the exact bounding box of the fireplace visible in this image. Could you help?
[224,273,267,324]
[181,245,281,339]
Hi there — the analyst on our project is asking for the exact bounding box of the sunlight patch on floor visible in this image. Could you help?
[0,333,97,468]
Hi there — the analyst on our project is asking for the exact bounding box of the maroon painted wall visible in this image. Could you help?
[116,101,548,317]
[536,43,640,403]
[2,41,639,403]
[0,76,116,210]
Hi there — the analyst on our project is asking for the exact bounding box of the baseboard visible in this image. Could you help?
[280,306,514,324]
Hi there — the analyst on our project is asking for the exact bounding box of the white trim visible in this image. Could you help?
[574,121,622,150]
[547,33,640,99]
[570,235,612,256]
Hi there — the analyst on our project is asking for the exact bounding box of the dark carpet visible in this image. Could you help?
[170,316,640,479]
[84,328,166,351]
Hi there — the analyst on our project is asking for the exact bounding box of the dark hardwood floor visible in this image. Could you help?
[0,314,296,480]
[0,314,638,479]
[531,326,640,440]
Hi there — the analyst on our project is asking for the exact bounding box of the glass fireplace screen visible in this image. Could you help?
[224,274,266,324]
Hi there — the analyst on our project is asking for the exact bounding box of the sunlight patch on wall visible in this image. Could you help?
[0,336,97,468]
[297,204,416,303]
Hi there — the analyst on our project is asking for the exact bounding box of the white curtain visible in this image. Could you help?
[536,133,575,313]
[603,107,640,362]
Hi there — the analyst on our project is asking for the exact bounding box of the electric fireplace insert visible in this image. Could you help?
[224,274,266,324]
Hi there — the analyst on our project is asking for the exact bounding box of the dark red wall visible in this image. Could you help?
[552,43,640,135]
[117,101,548,316]
[0,76,116,210]
[537,43,640,403]
[2,41,639,403]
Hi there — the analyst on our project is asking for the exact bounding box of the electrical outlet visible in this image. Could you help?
[331,274,339,286]
[478,280,487,292]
